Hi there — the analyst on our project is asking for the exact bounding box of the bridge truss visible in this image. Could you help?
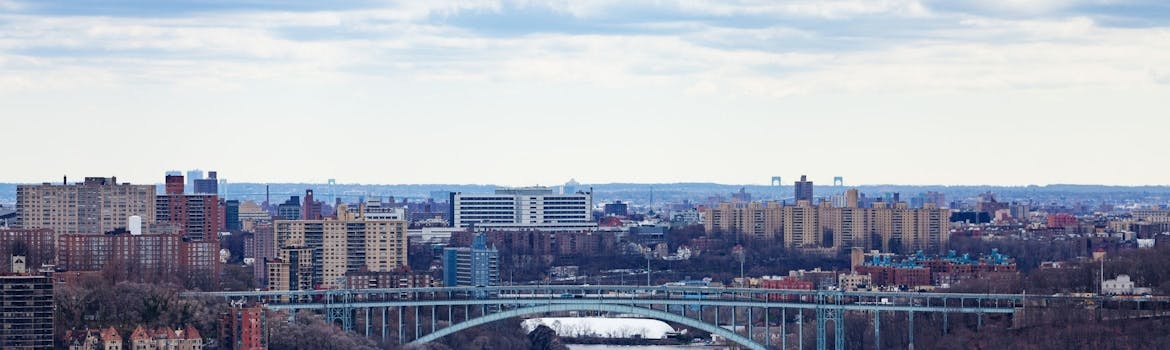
[187,285,1145,350]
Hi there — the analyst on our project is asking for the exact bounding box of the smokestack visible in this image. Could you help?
[63,175,67,185]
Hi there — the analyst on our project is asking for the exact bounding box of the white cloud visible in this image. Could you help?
[0,0,1167,96]
[0,0,21,11]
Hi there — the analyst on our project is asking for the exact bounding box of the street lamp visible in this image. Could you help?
[646,252,652,286]
[733,245,746,286]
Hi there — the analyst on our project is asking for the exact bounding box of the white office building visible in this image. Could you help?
[452,187,596,231]
[359,197,406,221]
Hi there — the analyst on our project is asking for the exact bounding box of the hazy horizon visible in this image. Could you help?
[1,176,1168,188]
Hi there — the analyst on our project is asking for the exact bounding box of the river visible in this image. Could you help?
[568,345,730,350]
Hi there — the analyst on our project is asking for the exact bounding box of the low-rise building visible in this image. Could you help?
[65,327,121,350]
[759,276,814,301]
[1102,274,1153,295]
[839,272,873,291]
[128,325,203,350]
[344,271,435,290]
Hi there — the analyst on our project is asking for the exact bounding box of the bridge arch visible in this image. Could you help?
[408,303,766,350]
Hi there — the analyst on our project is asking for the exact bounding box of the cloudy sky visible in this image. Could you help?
[1,0,1168,186]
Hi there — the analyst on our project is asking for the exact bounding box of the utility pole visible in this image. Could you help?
[1099,256,1105,295]
[646,254,651,286]
[733,245,746,286]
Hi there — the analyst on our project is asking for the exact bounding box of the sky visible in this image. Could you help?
[1,0,1168,187]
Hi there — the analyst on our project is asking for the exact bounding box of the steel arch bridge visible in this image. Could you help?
[186,285,1130,350]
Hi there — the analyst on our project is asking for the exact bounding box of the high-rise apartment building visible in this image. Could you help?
[703,192,951,254]
[845,189,860,208]
[451,187,595,231]
[16,177,155,235]
[224,200,240,231]
[157,191,222,241]
[250,222,275,287]
[272,205,407,290]
[794,175,814,202]
[276,197,301,221]
[0,267,54,350]
[219,306,265,350]
[266,246,313,292]
[57,231,219,289]
[194,171,219,195]
[442,233,499,295]
[702,202,783,240]
[165,175,185,196]
[783,200,819,248]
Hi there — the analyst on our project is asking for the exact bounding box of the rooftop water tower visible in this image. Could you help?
[128,215,143,235]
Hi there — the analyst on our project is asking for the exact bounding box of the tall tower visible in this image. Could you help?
[185,169,204,195]
[771,176,783,200]
[302,189,321,220]
[794,175,813,202]
[327,179,337,205]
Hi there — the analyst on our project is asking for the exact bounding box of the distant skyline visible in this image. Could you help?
[2,1,1168,186]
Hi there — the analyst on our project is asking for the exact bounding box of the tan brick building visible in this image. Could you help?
[271,204,407,290]
[703,193,950,254]
[16,177,155,236]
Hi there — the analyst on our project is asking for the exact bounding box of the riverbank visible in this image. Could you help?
[560,337,688,346]
[567,344,728,350]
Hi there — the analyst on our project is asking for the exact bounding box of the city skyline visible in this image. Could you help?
[3,171,1170,188]
[2,1,1169,186]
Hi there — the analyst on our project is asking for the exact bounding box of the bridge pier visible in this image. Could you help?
[799,309,804,350]
[874,310,880,350]
[732,306,737,336]
[748,307,753,343]
[398,306,404,344]
[908,311,914,350]
[942,311,948,335]
[765,307,770,349]
[782,308,787,350]
[381,307,387,340]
